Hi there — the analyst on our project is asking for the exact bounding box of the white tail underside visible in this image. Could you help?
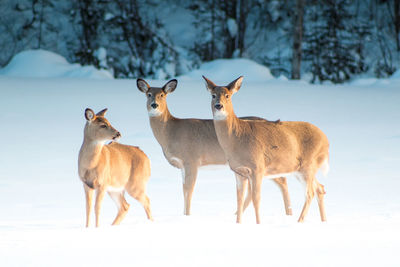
[320,159,330,176]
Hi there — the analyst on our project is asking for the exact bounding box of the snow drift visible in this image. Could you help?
[0,50,113,79]
[181,58,274,82]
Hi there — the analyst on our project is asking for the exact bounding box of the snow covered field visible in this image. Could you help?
[0,51,400,266]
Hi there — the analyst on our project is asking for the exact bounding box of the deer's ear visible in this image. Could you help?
[226,76,243,94]
[202,75,217,92]
[96,108,108,117]
[85,108,96,121]
[163,79,177,94]
[137,78,150,93]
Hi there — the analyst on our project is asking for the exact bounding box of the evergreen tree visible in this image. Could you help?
[189,0,248,62]
[253,0,294,77]
[304,0,370,83]
[189,0,225,61]
[75,0,103,67]
[102,0,178,78]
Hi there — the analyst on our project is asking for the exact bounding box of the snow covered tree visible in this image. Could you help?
[252,0,294,77]
[102,0,178,78]
[74,0,103,67]
[189,0,248,61]
[379,0,400,51]
[0,0,397,80]
[189,0,225,61]
[304,0,370,83]
[0,0,79,67]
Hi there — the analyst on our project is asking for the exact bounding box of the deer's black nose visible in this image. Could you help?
[113,132,121,140]
[215,104,223,110]
[151,103,158,109]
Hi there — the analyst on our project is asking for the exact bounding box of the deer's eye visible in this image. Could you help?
[212,94,216,99]
[147,93,152,97]
[160,93,164,97]
[225,94,229,99]
[100,125,107,129]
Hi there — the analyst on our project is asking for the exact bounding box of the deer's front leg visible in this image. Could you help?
[182,164,198,216]
[84,184,94,227]
[235,174,248,223]
[95,188,106,227]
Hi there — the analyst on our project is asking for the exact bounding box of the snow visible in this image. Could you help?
[0,54,400,266]
[181,58,274,83]
[390,69,400,79]
[227,18,238,38]
[104,12,115,21]
[94,47,108,69]
[0,50,113,79]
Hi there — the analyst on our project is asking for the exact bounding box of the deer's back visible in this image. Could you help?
[105,142,151,185]
[164,118,227,166]
[223,119,329,174]
[259,120,327,154]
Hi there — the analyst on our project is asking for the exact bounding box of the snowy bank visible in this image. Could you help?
[180,58,274,83]
[0,50,113,79]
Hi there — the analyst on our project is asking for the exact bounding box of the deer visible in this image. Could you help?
[203,76,330,224]
[78,108,153,227]
[136,78,293,217]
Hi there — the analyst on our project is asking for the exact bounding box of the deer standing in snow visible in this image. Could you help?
[137,78,292,216]
[203,76,330,224]
[78,108,153,227]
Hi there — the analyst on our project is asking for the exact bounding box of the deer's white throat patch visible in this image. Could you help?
[213,109,228,120]
[148,108,162,117]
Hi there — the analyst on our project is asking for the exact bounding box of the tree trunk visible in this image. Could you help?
[395,0,400,51]
[38,0,44,49]
[238,0,247,56]
[223,0,237,58]
[78,0,96,65]
[210,0,215,60]
[291,0,305,80]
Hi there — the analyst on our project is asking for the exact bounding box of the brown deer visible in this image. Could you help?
[78,108,153,227]
[137,78,292,216]
[203,76,330,224]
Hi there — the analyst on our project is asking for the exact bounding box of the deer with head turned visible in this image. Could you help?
[203,76,330,224]
[78,108,153,227]
[137,78,293,217]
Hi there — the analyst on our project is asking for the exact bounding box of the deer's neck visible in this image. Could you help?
[213,110,242,146]
[78,136,105,173]
[149,108,176,148]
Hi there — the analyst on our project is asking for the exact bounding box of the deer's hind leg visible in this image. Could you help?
[297,171,320,222]
[126,187,153,221]
[316,182,327,222]
[108,190,130,226]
